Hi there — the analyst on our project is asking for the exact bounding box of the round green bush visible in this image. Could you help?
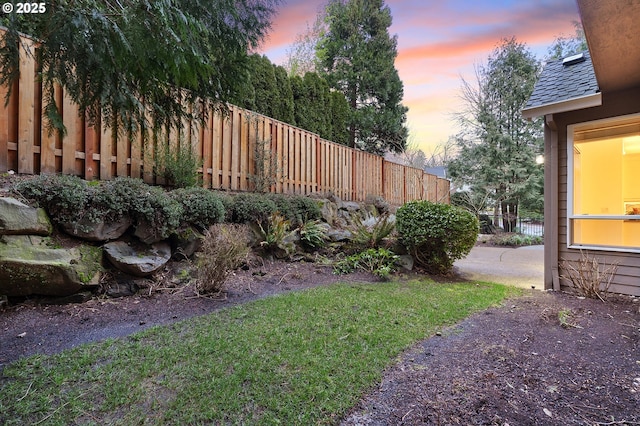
[396,200,479,274]
[131,185,183,240]
[171,187,225,230]
[267,193,321,227]
[14,174,89,225]
[231,193,277,224]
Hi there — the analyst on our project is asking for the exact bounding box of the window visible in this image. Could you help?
[568,114,640,252]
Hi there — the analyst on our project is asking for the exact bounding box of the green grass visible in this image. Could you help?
[0,279,519,425]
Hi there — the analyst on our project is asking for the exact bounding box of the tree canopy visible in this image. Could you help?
[448,38,543,229]
[317,0,408,155]
[0,0,280,135]
[547,21,589,60]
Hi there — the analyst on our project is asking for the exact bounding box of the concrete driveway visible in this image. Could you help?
[453,245,544,289]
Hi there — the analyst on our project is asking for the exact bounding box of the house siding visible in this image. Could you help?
[553,87,640,296]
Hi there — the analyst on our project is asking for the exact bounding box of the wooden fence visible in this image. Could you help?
[0,31,450,204]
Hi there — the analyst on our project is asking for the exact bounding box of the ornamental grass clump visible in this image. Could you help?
[396,200,478,274]
[350,214,395,249]
[195,224,250,295]
[333,248,399,279]
[298,220,328,250]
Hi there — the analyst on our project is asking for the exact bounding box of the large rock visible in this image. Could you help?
[104,240,171,277]
[341,201,361,213]
[0,197,52,236]
[326,228,352,242]
[134,219,166,244]
[0,235,101,297]
[318,199,339,226]
[61,216,132,242]
[170,226,204,260]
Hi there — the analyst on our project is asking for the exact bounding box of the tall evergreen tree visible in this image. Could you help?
[247,54,278,119]
[317,0,408,155]
[0,0,280,135]
[273,65,295,124]
[327,90,350,146]
[448,38,543,231]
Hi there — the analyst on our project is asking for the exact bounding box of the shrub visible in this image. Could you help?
[267,193,321,227]
[14,174,89,226]
[216,192,235,222]
[154,141,201,188]
[559,251,619,302]
[333,248,399,279]
[171,187,225,231]
[131,185,183,241]
[248,137,281,193]
[487,233,543,246]
[396,200,478,274]
[252,212,296,259]
[351,214,395,249]
[231,192,277,224]
[298,220,328,250]
[15,175,184,240]
[195,224,250,295]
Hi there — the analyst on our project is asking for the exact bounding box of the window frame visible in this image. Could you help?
[567,113,640,254]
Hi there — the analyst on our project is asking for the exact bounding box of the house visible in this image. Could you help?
[522,0,640,296]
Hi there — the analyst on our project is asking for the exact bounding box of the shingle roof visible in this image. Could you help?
[524,51,599,111]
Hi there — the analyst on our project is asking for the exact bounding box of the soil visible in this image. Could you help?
[1,261,639,425]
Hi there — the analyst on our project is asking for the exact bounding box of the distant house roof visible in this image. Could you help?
[522,51,601,119]
[425,166,447,179]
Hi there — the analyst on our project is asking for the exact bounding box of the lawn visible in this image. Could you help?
[0,279,518,425]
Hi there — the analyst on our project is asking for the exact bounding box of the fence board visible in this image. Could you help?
[437,178,450,203]
[211,110,222,188]
[0,79,10,171]
[17,38,35,174]
[230,107,240,190]
[99,121,112,180]
[116,128,127,178]
[221,111,232,189]
[201,110,213,188]
[130,127,142,179]
[239,110,249,190]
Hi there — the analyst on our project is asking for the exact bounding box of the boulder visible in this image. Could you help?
[104,240,171,277]
[170,226,204,260]
[134,219,165,244]
[61,216,132,242]
[0,235,101,297]
[397,254,414,271]
[318,199,339,226]
[341,201,361,212]
[327,228,352,242]
[327,193,343,209]
[0,197,52,236]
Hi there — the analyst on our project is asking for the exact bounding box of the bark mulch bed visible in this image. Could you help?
[1,261,639,425]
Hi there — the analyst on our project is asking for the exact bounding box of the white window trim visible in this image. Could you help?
[567,113,640,254]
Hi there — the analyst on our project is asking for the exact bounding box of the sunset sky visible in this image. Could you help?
[258,0,581,155]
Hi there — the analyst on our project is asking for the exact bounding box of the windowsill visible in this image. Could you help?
[568,243,640,254]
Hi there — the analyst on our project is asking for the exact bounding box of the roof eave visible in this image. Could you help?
[522,92,602,120]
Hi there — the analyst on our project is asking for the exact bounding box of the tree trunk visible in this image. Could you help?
[501,201,518,232]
